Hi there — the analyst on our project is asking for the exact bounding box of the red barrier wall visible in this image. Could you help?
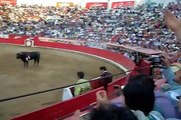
[33,37,135,70]
[0,36,136,120]
[0,35,27,45]
[0,36,135,70]
[12,87,104,120]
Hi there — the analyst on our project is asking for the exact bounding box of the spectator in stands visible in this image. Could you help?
[74,71,91,96]
[98,66,112,91]
[96,74,178,119]
[123,51,131,59]
[1,3,181,50]
[161,55,181,92]
[128,74,177,119]
[97,91,164,120]
[74,89,137,120]
[123,76,165,120]
[160,54,181,110]
[89,103,138,120]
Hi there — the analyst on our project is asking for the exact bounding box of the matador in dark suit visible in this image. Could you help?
[99,66,113,91]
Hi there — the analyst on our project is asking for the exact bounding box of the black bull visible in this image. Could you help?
[16,51,40,67]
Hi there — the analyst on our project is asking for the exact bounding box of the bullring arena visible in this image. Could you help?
[0,43,125,120]
[0,0,180,119]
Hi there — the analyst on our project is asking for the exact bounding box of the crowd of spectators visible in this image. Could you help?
[1,1,181,120]
[74,69,181,120]
[0,2,181,49]
[70,2,181,119]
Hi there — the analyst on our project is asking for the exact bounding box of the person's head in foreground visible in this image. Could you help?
[90,103,138,120]
[123,75,155,116]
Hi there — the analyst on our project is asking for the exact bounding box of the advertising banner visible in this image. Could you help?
[0,34,9,38]
[85,2,108,9]
[0,0,17,5]
[56,2,74,7]
[38,37,84,45]
[111,1,134,8]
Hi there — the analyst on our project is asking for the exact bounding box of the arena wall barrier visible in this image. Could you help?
[33,37,135,70]
[11,87,105,120]
[0,35,139,120]
[0,35,27,45]
[0,35,135,70]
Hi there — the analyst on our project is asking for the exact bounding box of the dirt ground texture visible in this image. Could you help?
[0,44,124,120]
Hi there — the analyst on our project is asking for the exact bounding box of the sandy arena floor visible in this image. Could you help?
[0,44,124,120]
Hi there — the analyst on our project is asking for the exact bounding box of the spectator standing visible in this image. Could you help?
[161,54,181,111]
[123,76,164,120]
[127,74,177,119]
[161,55,181,92]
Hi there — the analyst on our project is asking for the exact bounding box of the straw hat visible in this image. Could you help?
[170,63,181,73]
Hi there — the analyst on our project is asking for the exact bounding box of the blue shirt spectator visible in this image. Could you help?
[162,67,181,91]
